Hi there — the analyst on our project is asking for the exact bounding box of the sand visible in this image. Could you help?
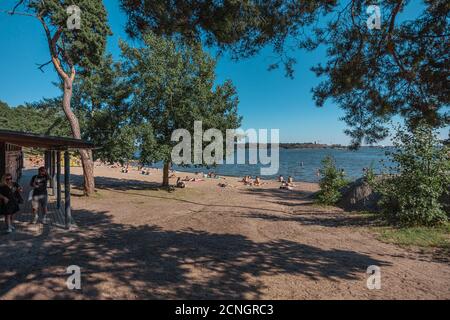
[0,162,449,299]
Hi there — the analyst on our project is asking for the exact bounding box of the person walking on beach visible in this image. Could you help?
[0,173,22,233]
[30,167,49,224]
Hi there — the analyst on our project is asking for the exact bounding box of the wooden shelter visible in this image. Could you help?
[0,129,94,228]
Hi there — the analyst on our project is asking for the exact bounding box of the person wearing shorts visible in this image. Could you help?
[30,167,49,224]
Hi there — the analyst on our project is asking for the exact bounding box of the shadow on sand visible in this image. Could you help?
[0,206,390,299]
[240,212,383,228]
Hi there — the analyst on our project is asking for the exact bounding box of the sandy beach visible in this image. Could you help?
[0,162,449,299]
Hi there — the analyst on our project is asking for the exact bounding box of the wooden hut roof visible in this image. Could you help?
[0,129,94,150]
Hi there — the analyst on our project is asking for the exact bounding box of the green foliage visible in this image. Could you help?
[120,0,449,146]
[317,155,348,205]
[99,125,137,165]
[120,0,333,78]
[70,54,135,163]
[377,123,450,227]
[24,0,111,76]
[376,223,450,249]
[311,1,449,148]
[0,99,70,136]
[120,32,241,170]
[364,162,376,186]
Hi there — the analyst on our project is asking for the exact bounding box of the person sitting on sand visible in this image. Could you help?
[245,176,254,186]
[280,181,293,190]
[278,175,284,182]
[176,178,186,188]
[287,176,295,186]
[253,176,262,186]
[241,176,251,185]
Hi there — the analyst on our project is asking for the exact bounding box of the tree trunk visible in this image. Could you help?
[79,149,95,195]
[162,162,171,187]
[62,78,95,195]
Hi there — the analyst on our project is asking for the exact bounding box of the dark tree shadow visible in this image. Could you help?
[71,173,292,214]
[243,186,316,201]
[70,173,162,193]
[240,212,384,228]
[0,208,390,299]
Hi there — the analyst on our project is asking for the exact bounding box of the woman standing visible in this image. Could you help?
[0,173,22,233]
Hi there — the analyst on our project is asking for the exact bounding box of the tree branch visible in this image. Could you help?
[36,14,69,82]
[0,9,36,17]
[36,60,52,72]
[11,0,25,15]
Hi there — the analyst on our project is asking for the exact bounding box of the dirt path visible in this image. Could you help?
[0,167,448,299]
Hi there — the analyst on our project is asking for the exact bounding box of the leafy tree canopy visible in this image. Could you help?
[120,32,241,184]
[6,0,113,194]
[120,0,449,147]
[12,0,112,77]
[0,99,70,136]
[70,54,136,164]
[377,122,450,226]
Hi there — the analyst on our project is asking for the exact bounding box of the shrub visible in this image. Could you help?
[317,155,348,205]
[378,123,450,227]
[363,162,376,186]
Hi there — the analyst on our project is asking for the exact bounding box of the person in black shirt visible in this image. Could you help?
[0,173,22,233]
[30,167,49,224]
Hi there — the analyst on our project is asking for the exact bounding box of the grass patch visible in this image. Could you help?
[375,223,450,249]
[311,202,338,210]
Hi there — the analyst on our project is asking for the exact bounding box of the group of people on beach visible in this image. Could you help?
[0,167,50,233]
[239,175,295,189]
[118,162,301,191]
[175,171,222,188]
[176,175,207,188]
[241,176,264,186]
[278,175,295,190]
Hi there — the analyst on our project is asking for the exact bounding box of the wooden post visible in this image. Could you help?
[51,151,56,195]
[44,151,49,172]
[0,142,5,178]
[64,151,71,229]
[56,151,61,209]
[44,151,50,191]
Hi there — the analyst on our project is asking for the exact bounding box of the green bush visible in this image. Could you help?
[378,123,450,227]
[364,162,376,185]
[317,155,348,205]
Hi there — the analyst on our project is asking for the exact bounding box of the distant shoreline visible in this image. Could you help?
[242,143,391,149]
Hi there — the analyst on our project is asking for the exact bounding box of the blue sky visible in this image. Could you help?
[0,0,447,144]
